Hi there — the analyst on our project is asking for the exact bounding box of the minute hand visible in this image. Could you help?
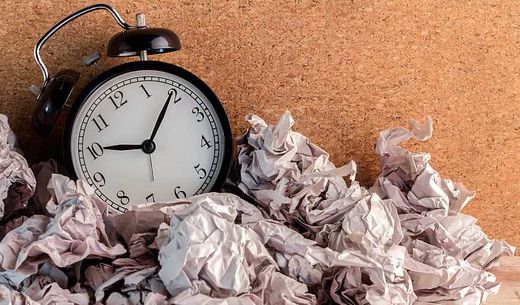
[149,89,177,141]
[104,144,142,151]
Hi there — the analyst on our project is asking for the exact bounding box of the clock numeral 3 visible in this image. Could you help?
[109,91,128,110]
[92,114,109,132]
[168,88,182,104]
[146,193,155,203]
[192,107,205,122]
[86,142,104,160]
[92,172,105,187]
[117,190,130,205]
[174,186,187,199]
[194,163,207,179]
[200,135,212,149]
[140,84,151,98]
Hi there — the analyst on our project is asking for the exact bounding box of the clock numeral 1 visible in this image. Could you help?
[174,186,187,199]
[201,135,212,149]
[146,193,155,203]
[192,107,205,122]
[86,142,104,160]
[92,114,109,132]
[168,88,182,104]
[140,84,151,98]
[92,172,105,187]
[194,163,207,179]
[109,91,128,110]
[117,190,130,205]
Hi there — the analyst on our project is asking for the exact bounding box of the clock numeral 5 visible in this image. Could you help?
[109,91,128,110]
[92,114,109,132]
[192,107,205,122]
[86,142,104,160]
[201,135,212,149]
[194,163,207,179]
[174,186,186,199]
[93,172,105,187]
[117,190,130,205]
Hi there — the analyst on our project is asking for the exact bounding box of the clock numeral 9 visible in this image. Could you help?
[109,91,128,110]
[92,172,105,187]
[191,107,205,122]
[86,142,104,160]
[194,163,207,179]
[117,190,130,205]
[168,88,182,104]
[174,186,186,199]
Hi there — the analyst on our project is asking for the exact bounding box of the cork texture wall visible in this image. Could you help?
[0,0,519,248]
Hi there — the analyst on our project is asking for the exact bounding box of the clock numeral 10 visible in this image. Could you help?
[86,142,104,160]
[201,135,212,149]
[109,91,128,110]
[140,84,151,98]
[174,186,186,199]
[194,163,207,179]
[117,190,130,205]
[92,114,109,132]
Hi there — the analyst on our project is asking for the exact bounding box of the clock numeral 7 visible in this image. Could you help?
[108,91,128,110]
[146,193,155,203]
[174,186,186,199]
[117,190,130,205]
[86,142,104,160]
[194,163,207,179]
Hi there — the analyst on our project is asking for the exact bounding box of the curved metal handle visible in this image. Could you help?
[34,3,136,86]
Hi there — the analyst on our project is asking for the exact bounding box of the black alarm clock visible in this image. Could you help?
[32,4,232,213]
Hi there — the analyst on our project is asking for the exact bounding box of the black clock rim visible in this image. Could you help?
[63,60,234,199]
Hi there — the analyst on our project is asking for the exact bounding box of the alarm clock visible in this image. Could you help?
[31,4,232,213]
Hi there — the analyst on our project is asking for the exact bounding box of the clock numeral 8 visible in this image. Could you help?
[86,142,104,160]
[174,186,186,199]
[194,163,207,179]
[117,190,130,205]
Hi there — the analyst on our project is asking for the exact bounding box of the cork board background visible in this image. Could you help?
[0,0,519,248]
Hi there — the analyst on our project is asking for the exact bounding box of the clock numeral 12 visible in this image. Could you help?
[194,163,207,179]
[109,91,128,110]
[86,142,104,160]
[140,84,151,98]
[92,114,109,132]
[201,135,212,149]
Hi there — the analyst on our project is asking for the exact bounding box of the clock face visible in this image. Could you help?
[65,62,232,213]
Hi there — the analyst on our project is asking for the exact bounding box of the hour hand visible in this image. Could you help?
[103,144,141,151]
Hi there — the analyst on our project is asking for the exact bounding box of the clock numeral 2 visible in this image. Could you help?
[194,163,207,179]
[174,186,187,199]
[140,84,151,98]
[109,91,128,110]
[92,114,109,132]
[201,135,212,149]
[192,107,205,122]
[168,88,182,104]
[117,190,130,205]
[86,142,104,160]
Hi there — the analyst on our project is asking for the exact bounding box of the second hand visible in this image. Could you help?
[149,154,155,182]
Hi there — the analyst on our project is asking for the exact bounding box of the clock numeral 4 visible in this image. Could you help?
[146,193,155,203]
[140,84,151,98]
[86,142,104,160]
[92,172,105,187]
[168,88,182,104]
[192,107,205,122]
[200,135,212,149]
[92,114,109,132]
[117,190,130,205]
[174,186,187,199]
[109,91,128,110]
[194,163,207,179]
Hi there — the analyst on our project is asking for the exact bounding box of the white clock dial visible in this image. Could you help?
[68,68,228,213]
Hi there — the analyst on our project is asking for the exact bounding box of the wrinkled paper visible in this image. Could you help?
[0,111,513,304]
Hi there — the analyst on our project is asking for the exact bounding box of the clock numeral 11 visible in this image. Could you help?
[92,114,109,132]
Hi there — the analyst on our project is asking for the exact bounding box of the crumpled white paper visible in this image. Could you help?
[0,111,513,305]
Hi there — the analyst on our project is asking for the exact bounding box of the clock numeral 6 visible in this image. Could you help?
[109,91,128,110]
[191,107,205,122]
[117,190,130,205]
[194,163,207,179]
[92,172,105,187]
[168,88,182,104]
[174,186,186,199]
[86,142,104,160]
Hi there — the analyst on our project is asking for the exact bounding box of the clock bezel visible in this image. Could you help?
[63,60,233,202]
